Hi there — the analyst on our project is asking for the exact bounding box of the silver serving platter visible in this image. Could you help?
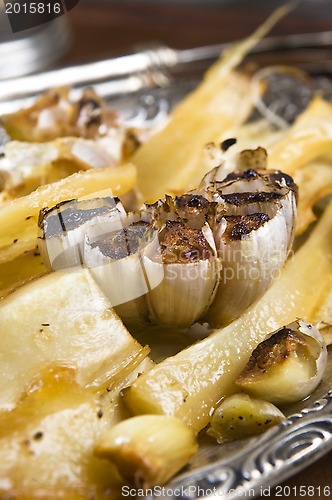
[1,34,332,498]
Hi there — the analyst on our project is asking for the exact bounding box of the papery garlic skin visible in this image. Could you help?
[236,319,327,405]
[38,197,126,270]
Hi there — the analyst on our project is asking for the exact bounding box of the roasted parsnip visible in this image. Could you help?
[0,367,124,500]
[268,97,332,174]
[0,247,47,299]
[0,137,121,201]
[292,159,332,234]
[132,4,294,202]
[0,268,149,410]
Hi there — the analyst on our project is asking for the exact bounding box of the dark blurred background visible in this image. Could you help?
[61,0,332,64]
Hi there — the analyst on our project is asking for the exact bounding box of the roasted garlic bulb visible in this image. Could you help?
[236,319,327,405]
[38,149,298,328]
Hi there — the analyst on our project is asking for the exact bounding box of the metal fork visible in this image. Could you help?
[0,31,332,115]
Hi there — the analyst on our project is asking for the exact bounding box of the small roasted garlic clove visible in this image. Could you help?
[236,319,327,405]
[94,415,198,488]
[207,393,285,443]
[38,196,126,270]
[145,221,220,327]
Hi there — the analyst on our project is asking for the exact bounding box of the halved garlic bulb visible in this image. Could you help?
[207,393,285,443]
[38,196,126,270]
[236,319,327,405]
[145,221,220,327]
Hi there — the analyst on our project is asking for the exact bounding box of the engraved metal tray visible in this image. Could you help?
[1,34,332,498]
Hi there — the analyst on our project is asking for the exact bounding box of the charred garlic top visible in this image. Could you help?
[38,197,126,270]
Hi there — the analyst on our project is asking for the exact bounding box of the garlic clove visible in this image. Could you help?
[206,210,288,327]
[236,319,327,405]
[204,168,296,215]
[199,166,297,253]
[145,221,221,327]
[207,393,285,443]
[143,193,215,231]
[38,197,126,270]
[200,164,297,327]
[94,415,198,488]
[84,221,163,318]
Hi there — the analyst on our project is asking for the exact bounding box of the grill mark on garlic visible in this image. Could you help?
[223,213,270,241]
[219,191,282,207]
[90,221,151,260]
